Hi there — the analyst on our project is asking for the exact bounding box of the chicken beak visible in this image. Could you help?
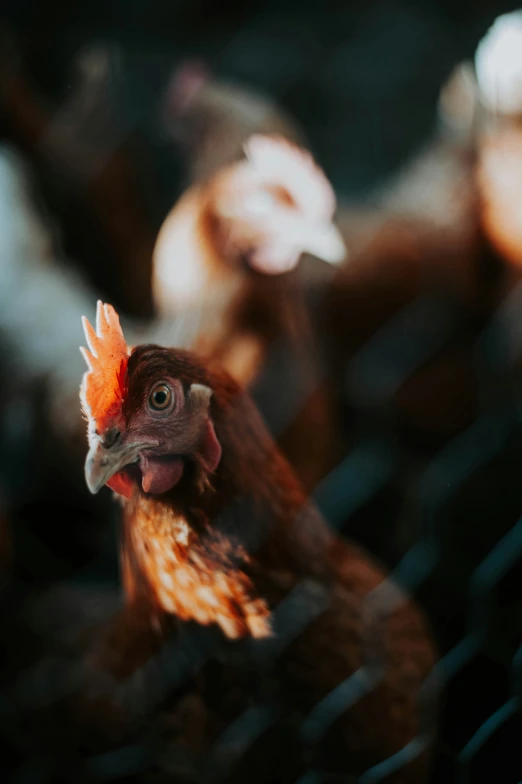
[84,437,146,495]
[299,221,347,265]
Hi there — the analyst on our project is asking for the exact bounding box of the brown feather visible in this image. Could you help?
[79,340,437,781]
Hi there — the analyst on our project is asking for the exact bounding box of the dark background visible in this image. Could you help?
[1,2,522,783]
[1,0,515,205]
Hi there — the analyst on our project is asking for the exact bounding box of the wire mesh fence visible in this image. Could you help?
[1,7,522,784]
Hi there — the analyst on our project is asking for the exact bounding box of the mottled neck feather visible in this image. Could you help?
[119,365,333,639]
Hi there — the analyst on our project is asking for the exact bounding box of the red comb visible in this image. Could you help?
[80,301,130,435]
[244,134,336,222]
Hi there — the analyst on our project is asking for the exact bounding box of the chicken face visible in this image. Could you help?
[80,303,221,499]
[208,134,347,274]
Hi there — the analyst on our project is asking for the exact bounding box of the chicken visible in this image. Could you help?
[75,301,437,782]
[378,9,522,290]
[152,134,347,491]
[152,133,345,368]
[317,18,522,448]
[474,11,522,281]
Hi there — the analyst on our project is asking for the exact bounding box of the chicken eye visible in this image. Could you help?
[149,383,172,411]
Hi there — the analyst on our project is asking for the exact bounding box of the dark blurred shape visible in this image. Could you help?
[160,58,306,185]
[0,29,158,317]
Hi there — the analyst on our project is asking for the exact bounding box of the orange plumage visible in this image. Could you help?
[123,494,271,639]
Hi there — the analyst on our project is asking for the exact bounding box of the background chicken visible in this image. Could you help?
[151,133,346,492]
[473,11,522,288]
[57,301,437,784]
[316,13,522,452]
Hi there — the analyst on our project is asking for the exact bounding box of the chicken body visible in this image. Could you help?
[77,307,437,783]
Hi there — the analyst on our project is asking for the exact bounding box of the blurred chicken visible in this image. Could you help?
[367,9,522,290]
[318,13,522,447]
[66,302,437,783]
[152,133,345,370]
[161,59,306,185]
[0,31,157,316]
[152,134,346,491]
[474,11,522,281]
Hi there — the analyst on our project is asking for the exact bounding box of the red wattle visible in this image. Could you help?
[106,472,134,499]
[139,455,185,495]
